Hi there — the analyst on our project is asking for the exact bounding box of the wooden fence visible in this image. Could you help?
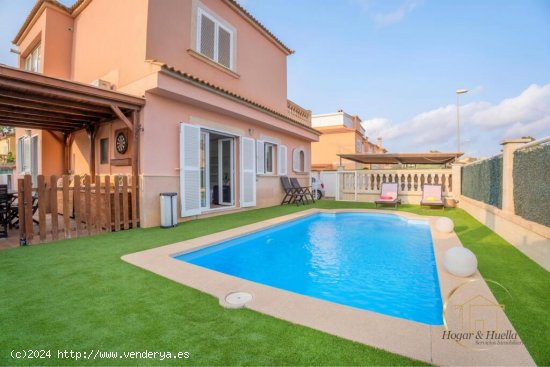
[17,174,138,244]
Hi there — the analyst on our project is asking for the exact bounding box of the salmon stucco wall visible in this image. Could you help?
[41,131,63,177]
[71,0,151,88]
[17,8,46,72]
[42,7,73,79]
[312,130,363,169]
[94,120,133,177]
[146,0,288,113]
[17,6,73,79]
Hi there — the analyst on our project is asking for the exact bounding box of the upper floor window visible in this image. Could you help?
[197,8,233,70]
[24,44,41,72]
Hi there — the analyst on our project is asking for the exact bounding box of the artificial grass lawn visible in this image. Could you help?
[0,202,548,366]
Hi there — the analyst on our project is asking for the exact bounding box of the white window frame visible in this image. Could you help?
[292,147,309,173]
[264,142,275,175]
[24,44,41,73]
[196,8,234,70]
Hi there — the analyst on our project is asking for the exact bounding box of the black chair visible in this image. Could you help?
[280,176,304,205]
[0,185,8,238]
[290,177,315,204]
[8,193,39,229]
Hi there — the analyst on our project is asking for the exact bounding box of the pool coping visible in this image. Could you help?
[122,209,535,366]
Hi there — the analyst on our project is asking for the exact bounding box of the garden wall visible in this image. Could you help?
[461,155,502,208]
[513,143,550,227]
[457,138,550,271]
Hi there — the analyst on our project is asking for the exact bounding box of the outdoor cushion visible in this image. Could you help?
[380,196,394,200]
[427,196,438,202]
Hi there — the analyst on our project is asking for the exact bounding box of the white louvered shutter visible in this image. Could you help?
[199,14,215,59]
[218,27,231,68]
[240,137,256,207]
[256,140,265,174]
[179,123,201,217]
[292,148,301,172]
[24,137,31,173]
[303,148,310,172]
[277,145,288,176]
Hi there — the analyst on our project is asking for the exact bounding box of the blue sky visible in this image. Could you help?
[1,0,549,156]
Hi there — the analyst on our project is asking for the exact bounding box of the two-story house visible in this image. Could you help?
[311,110,386,170]
[9,0,319,227]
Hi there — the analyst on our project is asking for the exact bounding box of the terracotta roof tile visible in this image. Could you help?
[159,64,318,135]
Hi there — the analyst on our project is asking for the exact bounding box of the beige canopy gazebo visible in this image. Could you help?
[337,152,464,166]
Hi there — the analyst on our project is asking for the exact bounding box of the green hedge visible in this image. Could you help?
[513,144,550,227]
[462,155,503,208]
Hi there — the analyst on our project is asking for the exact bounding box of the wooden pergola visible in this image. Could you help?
[0,65,145,178]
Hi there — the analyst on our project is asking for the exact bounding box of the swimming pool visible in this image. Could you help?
[175,212,443,325]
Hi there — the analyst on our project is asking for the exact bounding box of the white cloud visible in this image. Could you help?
[352,0,422,27]
[470,84,550,129]
[361,84,550,156]
[373,0,421,27]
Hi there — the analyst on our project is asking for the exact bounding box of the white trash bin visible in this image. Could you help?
[160,192,177,228]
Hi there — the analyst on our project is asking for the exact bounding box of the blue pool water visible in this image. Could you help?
[175,213,443,325]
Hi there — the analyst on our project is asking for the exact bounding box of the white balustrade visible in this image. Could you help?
[336,169,453,202]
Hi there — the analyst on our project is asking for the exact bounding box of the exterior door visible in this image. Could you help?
[217,138,234,205]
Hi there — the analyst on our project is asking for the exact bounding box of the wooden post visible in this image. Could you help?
[23,175,33,243]
[63,175,70,238]
[17,178,25,245]
[74,176,81,237]
[63,133,75,174]
[131,175,138,229]
[37,175,46,242]
[87,125,98,182]
[122,176,129,230]
[85,175,92,236]
[50,175,58,240]
[113,176,121,231]
[131,110,140,227]
[131,111,140,179]
[105,175,112,232]
[95,175,101,233]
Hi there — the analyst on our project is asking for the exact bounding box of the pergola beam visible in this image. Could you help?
[110,105,133,131]
[0,90,113,114]
[0,105,98,123]
[0,120,74,132]
[0,112,87,126]
[0,98,112,118]
[0,79,141,111]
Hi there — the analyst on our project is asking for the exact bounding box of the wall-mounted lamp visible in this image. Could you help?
[248,128,254,136]
[25,129,32,137]
[10,48,20,55]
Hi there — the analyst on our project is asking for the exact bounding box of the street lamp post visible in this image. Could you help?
[455,89,468,156]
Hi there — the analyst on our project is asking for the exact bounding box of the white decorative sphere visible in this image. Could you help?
[444,247,478,277]
[435,217,454,233]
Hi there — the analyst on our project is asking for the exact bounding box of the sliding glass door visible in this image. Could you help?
[218,138,234,206]
[198,129,235,210]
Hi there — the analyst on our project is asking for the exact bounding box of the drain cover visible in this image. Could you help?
[224,292,252,307]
